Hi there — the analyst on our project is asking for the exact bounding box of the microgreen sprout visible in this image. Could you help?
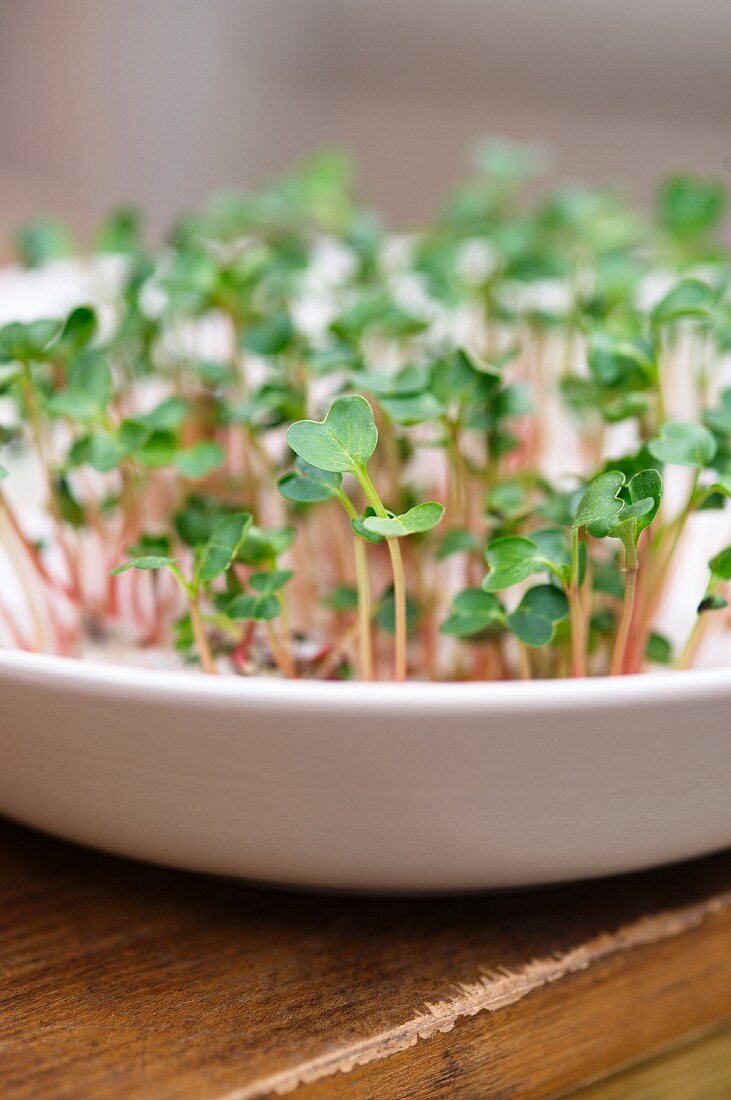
[285,394,444,680]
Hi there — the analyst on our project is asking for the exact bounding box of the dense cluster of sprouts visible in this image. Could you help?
[0,138,730,682]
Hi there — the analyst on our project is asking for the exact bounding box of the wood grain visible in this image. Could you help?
[571,1024,731,1100]
[0,819,729,1099]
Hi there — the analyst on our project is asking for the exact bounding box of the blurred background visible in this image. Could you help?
[0,0,729,239]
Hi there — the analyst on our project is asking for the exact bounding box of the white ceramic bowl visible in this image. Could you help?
[0,649,729,892]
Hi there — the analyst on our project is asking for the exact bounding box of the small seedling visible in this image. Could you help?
[285,395,444,680]
[112,512,251,673]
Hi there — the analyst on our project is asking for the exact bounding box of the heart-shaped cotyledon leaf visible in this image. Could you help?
[482,534,565,592]
[696,545,731,614]
[286,394,378,474]
[440,588,505,637]
[277,458,343,504]
[709,546,731,584]
[363,501,445,538]
[703,389,731,437]
[352,506,388,543]
[482,536,541,591]
[650,278,716,328]
[617,468,663,537]
[506,585,569,647]
[571,471,625,533]
[174,441,226,480]
[196,511,252,584]
[0,318,62,363]
[379,392,446,426]
[110,555,178,575]
[226,592,281,622]
[648,420,717,469]
[248,569,294,595]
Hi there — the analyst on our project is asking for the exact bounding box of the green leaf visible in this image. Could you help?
[243,311,295,356]
[363,501,444,538]
[648,420,717,469]
[286,394,378,473]
[49,355,112,423]
[482,535,544,591]
[431,348,501,404]
[440,588,504,637]
[651,279,716,327]
[277,458,342,504]
[133,429,178,469]
[587,333,655,388]
[373,587,421,636]
[249,570,294,595]
[350,364,430,399]
[436,528,480,559]
[135,397,189,432]
[625,468,663,535]
[645,632,673,665]
[658,173,726,237]
[197,512,252,583]
[323,584,359,611]
[70,433,125,473]
[14,217,74,267]
[610,497,654,526]
[56,475,86,527]
[237,524,295,565]
[709,546,731,582]
[226,593,281,621]
[125,532,173,558]
[572,471,625,532]
[530,527,571,575]
[95,205,143,254]
[60,306,98,352]
[0,319,62,363]
[352,507,386,543]
[174,441,225,480]
[507,585,569,647]
[0,362,22,394]
[174,494,230,547]
[110,555,177,575]
[379,393,446,425]
[703,389,731,437]
[699,593,728,614]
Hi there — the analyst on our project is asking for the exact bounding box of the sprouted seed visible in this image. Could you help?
[0,139,729,680]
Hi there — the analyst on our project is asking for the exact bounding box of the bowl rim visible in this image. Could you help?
[0,645,729,714]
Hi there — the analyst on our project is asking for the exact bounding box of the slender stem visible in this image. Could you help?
[0,514,46,650]
[355,465,407,681]
[385,536,407,682]
[335,489,374,681]
[677,612,711,670]
[184,585,216,675]
[315,620,360,680]
[444,417,469,529]
[0,493,73,600]
[278,592,296,677]
[610,536,638,676]
[627,471,700,669]
[568,528,586,678]
[21,366,82,598]
[264,620,297,678]
[352,536,374,680]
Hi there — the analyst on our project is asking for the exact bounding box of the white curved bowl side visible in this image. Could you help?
[0,651,729,892]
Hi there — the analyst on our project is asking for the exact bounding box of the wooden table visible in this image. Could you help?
[1,819,730,1099]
